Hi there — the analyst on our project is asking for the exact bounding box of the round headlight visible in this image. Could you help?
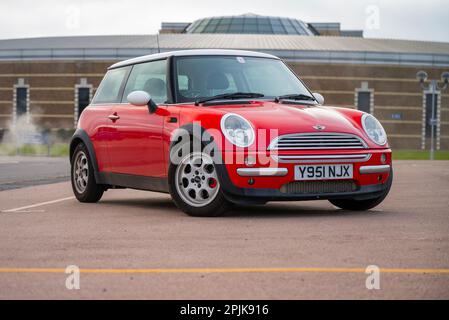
[362,114,387,146]
[220,113,255,148]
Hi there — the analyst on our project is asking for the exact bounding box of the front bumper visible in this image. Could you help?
[237,164,391,177]
[216,149,392,204]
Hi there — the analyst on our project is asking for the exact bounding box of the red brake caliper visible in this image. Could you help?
[209,178,217,189]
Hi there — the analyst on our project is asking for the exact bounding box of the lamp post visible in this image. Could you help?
[416,71,449,160]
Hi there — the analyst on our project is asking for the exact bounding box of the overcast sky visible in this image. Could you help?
[0,0,448,43]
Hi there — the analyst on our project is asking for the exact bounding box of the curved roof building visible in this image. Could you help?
[184,14,315,35]
[1,33,448,67]
[0,14,448,150]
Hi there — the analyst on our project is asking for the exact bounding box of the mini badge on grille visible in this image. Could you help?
[313,125,326,131]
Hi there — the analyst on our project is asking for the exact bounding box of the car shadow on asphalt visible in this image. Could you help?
[100,197,177,211]
[99,197,387,219]
[225,204,387,219]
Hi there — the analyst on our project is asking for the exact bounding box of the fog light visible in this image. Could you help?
[380,153,387,164]
[248,178,255,185]
[245,156,256,166]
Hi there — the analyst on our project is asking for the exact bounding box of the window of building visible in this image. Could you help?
[357,92,371,113]
[92,67,130,104]
[243,23,258,33]
[355,82,374,114]
[77,87,90,118]
[258,22,272,33]
[122,59,168,104]
[186,16,314,35]
[74,78,93,127]
[215,24,230,33]
[13,78,29,123]
[16,87,28,117]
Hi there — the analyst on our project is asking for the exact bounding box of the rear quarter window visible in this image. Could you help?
[92,67,130,104]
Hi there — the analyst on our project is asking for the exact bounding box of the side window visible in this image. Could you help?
[92,67,129,104]
[123,59,168,104]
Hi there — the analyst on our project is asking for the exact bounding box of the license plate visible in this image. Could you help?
[294,164,353,181]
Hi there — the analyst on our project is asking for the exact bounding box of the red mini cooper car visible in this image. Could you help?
[70,49,392,217]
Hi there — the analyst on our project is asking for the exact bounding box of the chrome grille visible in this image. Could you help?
[268,133,367,150]
[280,180,357,194]
[273,153,371,163]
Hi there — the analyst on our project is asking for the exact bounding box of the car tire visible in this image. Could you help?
[71,143,104,203]
[329,168,393,211]
[168,142,231,217]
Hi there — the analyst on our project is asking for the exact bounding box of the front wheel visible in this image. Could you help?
[168,151,231,217]
[329,169,393,211]
[71,143,104,203]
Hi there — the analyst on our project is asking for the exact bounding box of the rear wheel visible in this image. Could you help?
[71,143,104,203]
[169,149,231,217]
[329,169,393,211]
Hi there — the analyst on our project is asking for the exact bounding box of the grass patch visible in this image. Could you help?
[50,144,69,157]
[1,144,448,160]
[0,143,69,157]
[393,150,449,160]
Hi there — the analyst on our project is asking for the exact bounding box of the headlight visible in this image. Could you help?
[220,113,255,147]
[362,114,387,146]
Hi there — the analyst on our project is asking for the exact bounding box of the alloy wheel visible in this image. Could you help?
[73,151,89,194]
[175,152,220,207]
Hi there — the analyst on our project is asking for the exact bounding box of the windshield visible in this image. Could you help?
[174,56,313,103]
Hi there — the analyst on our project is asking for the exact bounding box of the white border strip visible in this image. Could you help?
[1,196,75,213]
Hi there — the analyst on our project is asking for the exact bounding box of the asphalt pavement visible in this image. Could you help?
[0,160,448,299]
[0,156,69,191]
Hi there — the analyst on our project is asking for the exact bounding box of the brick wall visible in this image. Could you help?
[0,60,448,149]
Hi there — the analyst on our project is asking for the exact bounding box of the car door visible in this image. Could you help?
[88,66,131,172]
[106,59,167,177]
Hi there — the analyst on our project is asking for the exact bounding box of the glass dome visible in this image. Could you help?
[185,14,314,35]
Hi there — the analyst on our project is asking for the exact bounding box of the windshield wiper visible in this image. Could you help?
[275,93,315,102]
[195,92,264,105]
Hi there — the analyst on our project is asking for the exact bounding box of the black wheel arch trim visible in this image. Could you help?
[169,122,256,201]
[70,128,99,174]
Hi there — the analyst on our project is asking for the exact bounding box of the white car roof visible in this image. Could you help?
[109,49,280,69]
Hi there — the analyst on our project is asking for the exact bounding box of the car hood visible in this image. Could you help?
[213,101,363,137]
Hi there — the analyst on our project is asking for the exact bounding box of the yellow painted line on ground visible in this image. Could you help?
[0,267,448,275]
[1,196,75,213]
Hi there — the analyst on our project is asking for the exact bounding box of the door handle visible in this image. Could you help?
[108,114,120,121]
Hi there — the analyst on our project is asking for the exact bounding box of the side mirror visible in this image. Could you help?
[313,92,324,105]
[127,90,158,113]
